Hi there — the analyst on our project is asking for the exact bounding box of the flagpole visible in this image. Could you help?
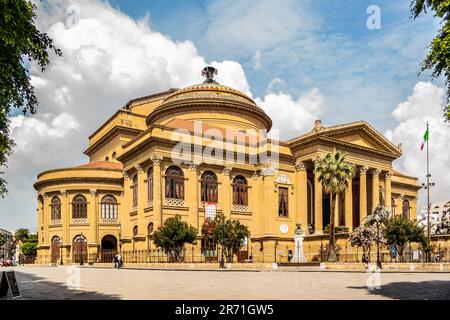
[426,121,431,262]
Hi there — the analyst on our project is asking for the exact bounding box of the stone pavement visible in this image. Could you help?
[4,266,450,300]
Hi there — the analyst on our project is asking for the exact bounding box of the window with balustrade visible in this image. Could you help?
[232,176,248,205]
[101,195,118,221]
[72,195,87,219]
[165,166,184,199]
[51,196,61,221]
[132,174,138,209]
[402,199,410,219]
[278,187,289,217]
[201,171,218,203]
[147,167,153,203]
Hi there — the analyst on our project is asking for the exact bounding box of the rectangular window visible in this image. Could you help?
[278,187,289,217]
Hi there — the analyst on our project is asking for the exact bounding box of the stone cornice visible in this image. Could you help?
[84,125,143,157]
[34,177,123,191]
[146,100,272,131]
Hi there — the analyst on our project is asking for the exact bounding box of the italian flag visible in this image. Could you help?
[420,128,429,151]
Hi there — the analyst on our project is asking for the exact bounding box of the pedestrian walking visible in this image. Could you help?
[113,253,119,269]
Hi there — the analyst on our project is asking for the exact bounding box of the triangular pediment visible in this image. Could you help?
[321,122,401,156]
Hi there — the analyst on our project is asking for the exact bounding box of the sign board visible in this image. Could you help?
[0,271,21,300]
[204,203,217,221]
[413,250,419,261]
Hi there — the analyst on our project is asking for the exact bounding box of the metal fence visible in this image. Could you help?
[13,244,450,265]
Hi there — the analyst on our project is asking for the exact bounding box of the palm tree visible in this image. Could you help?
[315,151,355,261]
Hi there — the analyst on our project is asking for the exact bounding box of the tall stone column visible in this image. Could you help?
[61,190,69,246]
[221,167,232,220]
[314,161,323,233]
[371,169,381,214]
[359,167,368,224]
[295,160,308,228]
[344,177,353,231]
[385,172,392,211]
[135,164,146,235]
[335,194,341,226]
[42,193,48,245]
[188,162,200,232]
[121,173,131,243]
[151,154,163,228]
[88,189,98,246]
[261,167,276,235]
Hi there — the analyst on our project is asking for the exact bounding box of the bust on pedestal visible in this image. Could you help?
[292,224,306,263]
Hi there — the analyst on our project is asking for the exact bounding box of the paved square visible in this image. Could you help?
[5,266,450,300]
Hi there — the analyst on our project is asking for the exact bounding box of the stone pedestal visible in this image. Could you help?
[291,234,306,263]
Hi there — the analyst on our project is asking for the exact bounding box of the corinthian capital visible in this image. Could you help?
[359,167,368,175]
[222,167,232,175]
[295,160,307,172]
[135,164,144,173]
[151,154,163,165]
[371,169,381,176]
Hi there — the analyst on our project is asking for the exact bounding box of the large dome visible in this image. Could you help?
[145,81,272,132]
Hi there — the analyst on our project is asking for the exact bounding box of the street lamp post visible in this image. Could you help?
[219,220,225,269]
[60,237,63,265]
[367,205,389,270]
[80,232,84,266]
[118,223,122,254]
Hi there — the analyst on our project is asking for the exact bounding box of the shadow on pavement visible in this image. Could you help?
[349,281,450,300]
[13,270,121,300]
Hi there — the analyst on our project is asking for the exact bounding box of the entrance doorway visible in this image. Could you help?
[72,234,87,263]
[100,235,117,263]
[51,236,61,264]
[322,194,331,229]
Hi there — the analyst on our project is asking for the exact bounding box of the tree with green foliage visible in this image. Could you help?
[411,0,450,121]
[315,151,355,261]
[153,215,197,262]
[21,241,37,256]
[0,0,62,196]
[383,215,428,261]
[14,228,29,243]
[213,213,250,263]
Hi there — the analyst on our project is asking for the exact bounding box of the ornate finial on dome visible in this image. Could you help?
[202,66,218,84]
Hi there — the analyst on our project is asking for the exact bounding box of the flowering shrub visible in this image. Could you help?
[348,225,386,263]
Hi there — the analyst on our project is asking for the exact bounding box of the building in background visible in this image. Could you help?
[33,67,420,264]
[419,201,450,234]
[0,228,14,259]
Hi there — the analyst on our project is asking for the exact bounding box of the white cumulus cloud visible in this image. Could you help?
[256,88,325,139]
[386,82,450,211]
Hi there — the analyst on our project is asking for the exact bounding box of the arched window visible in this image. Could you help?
[201,171,218,203]
[402,199,410,219]
[101,195,118,220]
[105,157,110,162]
[112,152,117,160]
[51,235,61,244]
[72,195,87,219]
[132,175,138,208]
[391,197,396,216]
[278,187,289,217]
[147,222,154,235]
[165,166,184,199]
[133,226,138,237]
[233,176,248,205]
[147,167,153,202]
[51,196,61,220]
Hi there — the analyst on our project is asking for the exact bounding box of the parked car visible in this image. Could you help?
[1,259,12,267]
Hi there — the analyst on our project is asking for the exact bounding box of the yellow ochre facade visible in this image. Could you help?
[34,69,420,264]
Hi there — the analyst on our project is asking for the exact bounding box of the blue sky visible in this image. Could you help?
[105,0,441,131]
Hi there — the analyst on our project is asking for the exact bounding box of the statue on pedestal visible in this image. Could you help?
[292,224,306,263]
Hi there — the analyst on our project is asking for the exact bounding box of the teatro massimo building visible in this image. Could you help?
[34,67,420,264]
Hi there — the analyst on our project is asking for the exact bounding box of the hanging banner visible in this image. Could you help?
[204,203,217,221]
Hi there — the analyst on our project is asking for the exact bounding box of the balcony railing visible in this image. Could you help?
[164,198,185,207]
[72,218,88,224]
